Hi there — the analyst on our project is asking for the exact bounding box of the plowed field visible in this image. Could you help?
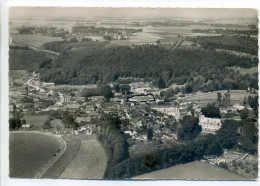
[59,135,107,179]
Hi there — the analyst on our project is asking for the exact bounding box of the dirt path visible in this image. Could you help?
[59,135,107,179]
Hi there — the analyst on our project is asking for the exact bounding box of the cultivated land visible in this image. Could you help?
[41,135,82,178]
[133,161,247,180]
[9,132,64,178]
[11,34,62,48]
[59,135,107,179]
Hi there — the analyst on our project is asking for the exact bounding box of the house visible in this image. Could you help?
[199,115,222,133]
[22,124,31,128]
[76,117,91,123]
[42,82,55,88]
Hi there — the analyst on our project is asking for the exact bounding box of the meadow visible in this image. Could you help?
[11,34,62,48]
[133,161,247,180]
[228,66,258,75]
[184,90,257,107]
[9,132,62,178]
[22,115,50,130]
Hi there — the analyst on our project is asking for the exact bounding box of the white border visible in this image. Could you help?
[1,1,260,186]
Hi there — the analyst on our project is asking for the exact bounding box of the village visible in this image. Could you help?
[8,69,259,179]
[9,70,256,141]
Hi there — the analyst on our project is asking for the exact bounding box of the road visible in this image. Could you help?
[59,135,107,179]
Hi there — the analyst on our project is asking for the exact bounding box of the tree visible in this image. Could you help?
[156,39,161,45]
[201,103,221,118]
[42,120,52,129]
[147,127,153,141]
[217,92,222,104]
[185,85,193,93]
[114,84,120,93]
[120,84,131,95]
[178,115,201,140]
[222,90,231,107]
[9,117,21,130]
[216,120,240,149]
[157,77,165,89]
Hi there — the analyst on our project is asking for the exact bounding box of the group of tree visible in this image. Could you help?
[187,35,258,55]
[177,115,202,140]
[114,84,131,95]
[201,103,221,118]
[81,84,113,101]
[37,41,258,92]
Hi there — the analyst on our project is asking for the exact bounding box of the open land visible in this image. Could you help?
[9,132,64,178]
[133,161,247,180]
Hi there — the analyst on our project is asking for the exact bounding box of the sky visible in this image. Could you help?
[9,7,258,19]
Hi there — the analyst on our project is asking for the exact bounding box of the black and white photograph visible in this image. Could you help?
[3,4,259,182]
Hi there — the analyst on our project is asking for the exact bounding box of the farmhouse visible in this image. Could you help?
[199,115,222,133]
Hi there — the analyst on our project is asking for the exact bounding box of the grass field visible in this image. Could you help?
[9,132,62,178]
[185,90,257,107]
[59,134,107,179]
[22,115,50,130]
[11,34,62,48]
[133,161,247,180]
[228,66,258,75]
[41,135,82,178]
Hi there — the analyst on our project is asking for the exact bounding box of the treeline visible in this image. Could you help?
[95,113,130,177]
[104,133,223,179]
[39,43,258,92]
[187,35,258,55]
[72,25,142,35]
[192,29,258,36]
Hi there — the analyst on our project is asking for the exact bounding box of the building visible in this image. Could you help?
[60,93,70,103]
[199,115,222,133]
[42,82,55,88]
[127,94,155,103]
[152,106,180,120]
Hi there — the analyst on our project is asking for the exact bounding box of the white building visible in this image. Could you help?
[60,93,70,103]
[199,115,222,133]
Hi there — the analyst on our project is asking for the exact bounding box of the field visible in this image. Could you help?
[11,34,62,48]
[41,135,82,178]
[133,161,247,180]
[59,135,107,179]
[22,115,50,130]
[184,90,257,107]
[9,132,63,178]
[228,66,258,75]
